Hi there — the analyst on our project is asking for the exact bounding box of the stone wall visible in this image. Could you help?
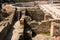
[53,22,60,36]
[27,9,44,21]
[29,21,51,35]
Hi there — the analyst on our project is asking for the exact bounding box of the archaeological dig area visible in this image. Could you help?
[0,0,60,40]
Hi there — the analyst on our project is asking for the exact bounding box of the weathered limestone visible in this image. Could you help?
[1,2,60,40]
[11,21,24,40]
[39,4,60,19]
[48,20,60,36]
[27,9,44,21]
[29,21,51,35]
[2,4,15,14]
[53,23,60,36]
[50,22,55,36]
[11,10,25,40]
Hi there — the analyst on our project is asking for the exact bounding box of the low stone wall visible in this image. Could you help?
[30,21,51,35]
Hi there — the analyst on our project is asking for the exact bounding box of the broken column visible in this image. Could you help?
[50,22,55,36]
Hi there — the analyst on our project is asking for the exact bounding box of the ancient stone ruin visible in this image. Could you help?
[0,1,60,40]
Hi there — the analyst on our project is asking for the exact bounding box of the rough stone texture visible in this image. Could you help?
[28,9,44,21]
[11,21,24,40]
[53,23,60,36]
[30,21,51,34]
[2,4,15,14]
[1,3,60,40]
